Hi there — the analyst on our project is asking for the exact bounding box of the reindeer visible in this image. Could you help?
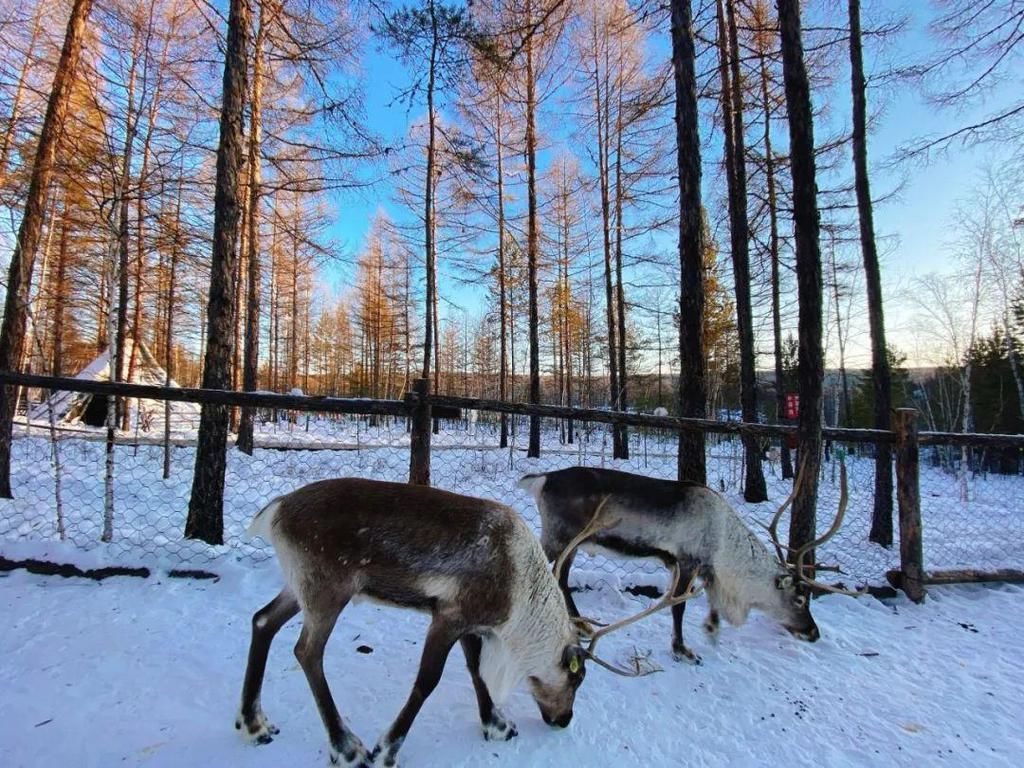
[518,462,857,664]
[237,478,698,767]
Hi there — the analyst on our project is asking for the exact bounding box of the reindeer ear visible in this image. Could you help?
[571,617,596,640]
[775,574,794,590]
[562,645,586,679]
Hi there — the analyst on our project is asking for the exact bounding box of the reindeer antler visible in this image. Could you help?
[792,459,866,597]
[584,564,703,677]
[552,494,617,582]
[763,457,865,597]
[763,456,808,564]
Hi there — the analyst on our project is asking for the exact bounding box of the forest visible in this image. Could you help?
[1,1,1023,523]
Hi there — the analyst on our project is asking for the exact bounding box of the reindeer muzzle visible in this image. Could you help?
[542,711,573,729]
[788,623,820,642]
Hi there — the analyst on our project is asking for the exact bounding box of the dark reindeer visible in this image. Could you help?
[519,462,856,664]
[237,478,697,767]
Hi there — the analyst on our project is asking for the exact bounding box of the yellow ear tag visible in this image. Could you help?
[569,657,580,675]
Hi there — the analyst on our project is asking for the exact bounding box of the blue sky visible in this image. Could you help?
[321,1,1018,369]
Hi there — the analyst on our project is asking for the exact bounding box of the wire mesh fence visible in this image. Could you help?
[1,378,1022,593]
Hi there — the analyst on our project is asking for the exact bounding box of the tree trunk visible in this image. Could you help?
[828,234,852,428]
[116,23,143,431]
[757,31,794,480]
[185,0,250,544]
[719,0,767,501]
[496,86,509,447]
[0,0,95,498]
[613,83,629,459]
[562,183,574,443]
[236,0,265,453]
[778,0,824,562]
[525,0,541,458]
[596,54,621,456]
[289,204,299,391]
[422,1,438,386]
[164,170,183,480]
[849,0,893,545]
[49,210,71,378]
[269,202,279,398]
[671,0,707,485]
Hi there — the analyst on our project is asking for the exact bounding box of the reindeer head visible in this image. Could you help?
[763,457,862,641]
[527,643,587,728]
[769,571,819,641]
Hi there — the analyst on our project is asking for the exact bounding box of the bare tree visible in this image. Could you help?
[748,0,794,479]
[904,0,1024,157]
[0,0,95,499]
[777,0,824,560]
[185,0,250,544]
[238,0,275,455]
[670,0,706,484]
[716,0,766,501]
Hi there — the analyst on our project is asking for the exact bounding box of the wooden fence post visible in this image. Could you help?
[408,378,431,486]
[894,407,926,602]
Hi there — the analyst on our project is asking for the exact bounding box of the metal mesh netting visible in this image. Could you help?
[2,394,1022,590]
[3,411,410,564]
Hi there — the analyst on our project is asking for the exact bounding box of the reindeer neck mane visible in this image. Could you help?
[710,508,787,626]
[479,518,572,704]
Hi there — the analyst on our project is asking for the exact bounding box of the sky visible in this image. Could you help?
[1,0,1014,374]
[315,0,1022,373]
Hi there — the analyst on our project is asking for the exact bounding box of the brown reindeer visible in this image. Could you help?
[236,478,698,767]
[519,460,858,664]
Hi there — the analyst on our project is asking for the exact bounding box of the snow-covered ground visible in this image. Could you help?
[0,550,1020,767]
[2,415,1023,587]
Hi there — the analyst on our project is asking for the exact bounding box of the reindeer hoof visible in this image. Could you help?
[366,743,399,768]
[330,741,371,767]
[236,711,279,744]
[672,642,702,665]
[482,712,518,741]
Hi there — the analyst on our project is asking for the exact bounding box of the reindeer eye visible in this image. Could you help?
[568,657,580,675]
[794,595,807,609]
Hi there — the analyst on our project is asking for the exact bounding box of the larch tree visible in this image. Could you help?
[777,0,825,560]
[905,0,1024,158]
[716,0,766,501]
[749,0,794,479]
[0,0,95,499]
[670,0,706,485]
[849,0,893,546]
[237,0,276,455]
[512,0,569,458]
[184,0,249,544]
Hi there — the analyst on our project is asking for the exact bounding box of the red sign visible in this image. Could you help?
[784,393,799,420]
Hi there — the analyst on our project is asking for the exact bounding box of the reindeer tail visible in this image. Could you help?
[517,473,547,499]
[246,498,281,541]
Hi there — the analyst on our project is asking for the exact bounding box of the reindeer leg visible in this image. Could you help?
[703,609,721,639]
[556,547,582,618]
[293,599,369,767]
[671,561,702,665]
[460,634,517,742]
[702,571,720,640]
[369,616,460,767]
[237,589,300,743]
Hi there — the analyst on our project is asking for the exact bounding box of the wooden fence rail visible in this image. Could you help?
[4,372,1023,598]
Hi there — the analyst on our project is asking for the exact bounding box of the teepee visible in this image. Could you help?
[30,339,201,432]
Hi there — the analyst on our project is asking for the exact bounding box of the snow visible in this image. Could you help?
[0,550,1020,767]
[2,413,1023,766]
